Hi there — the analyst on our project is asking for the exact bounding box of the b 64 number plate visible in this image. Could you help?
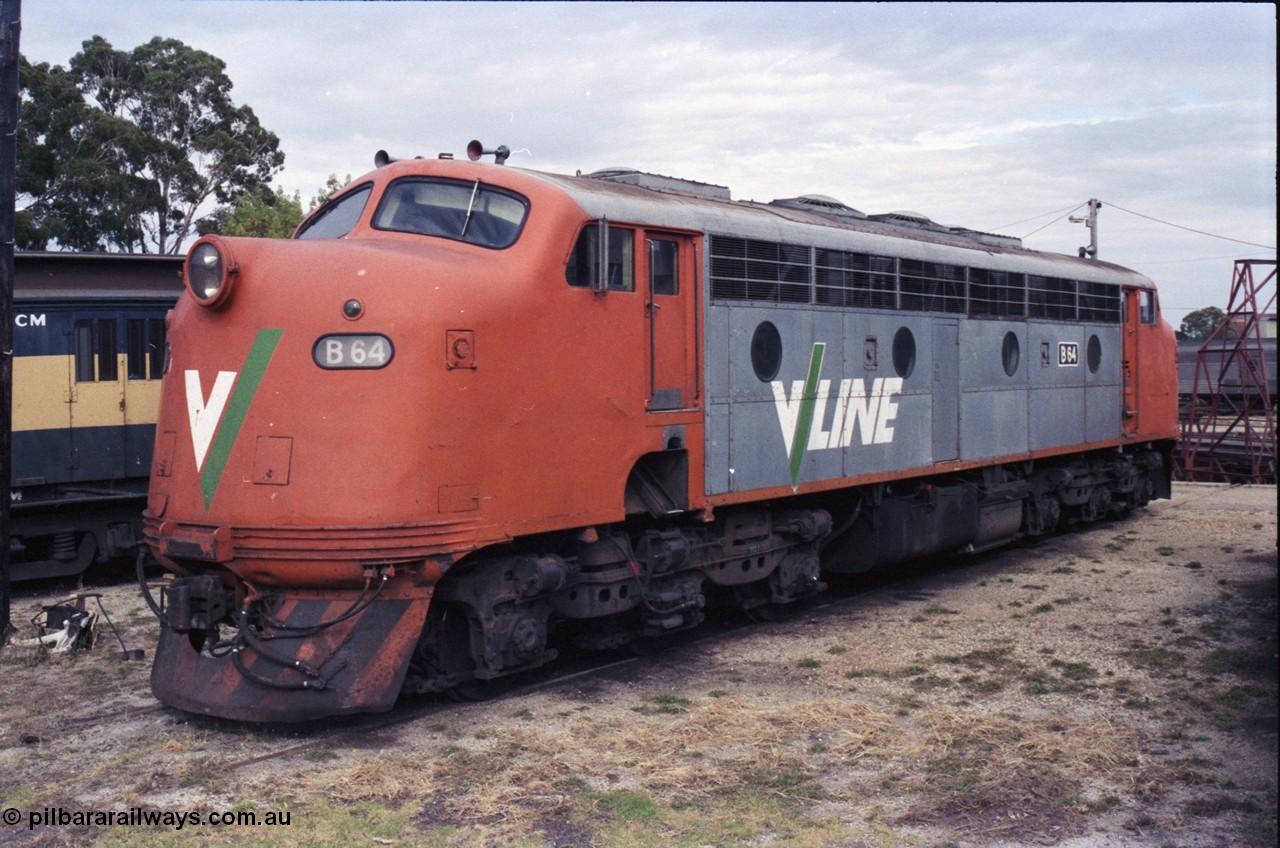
[313,334,394,369]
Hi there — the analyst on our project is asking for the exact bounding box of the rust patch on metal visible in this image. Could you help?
[151,593,432,722]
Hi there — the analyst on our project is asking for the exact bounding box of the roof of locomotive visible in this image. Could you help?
[519,166,1154,289]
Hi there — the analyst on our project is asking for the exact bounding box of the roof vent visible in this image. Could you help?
[947,228,1024,249]
[868,210,935,227]
[584,168,731,200]
[770,194,866,219]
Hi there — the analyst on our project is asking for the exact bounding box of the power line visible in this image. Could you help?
[1102,201,1277,251]
[998,199,1277,253]
[1127,253,1261,267]
[1019,202,1088,240]
[995,202,1087,231]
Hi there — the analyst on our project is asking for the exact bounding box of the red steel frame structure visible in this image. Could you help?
[1180,259,1276,484]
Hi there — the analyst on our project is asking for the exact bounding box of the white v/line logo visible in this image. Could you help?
[770,342,904,490]
[772,376,904,455]
[185,370,237,472]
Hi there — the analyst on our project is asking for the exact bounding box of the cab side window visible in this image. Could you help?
[650,239,678,295]
[1140,290,1157,324]
[566,224,635,291]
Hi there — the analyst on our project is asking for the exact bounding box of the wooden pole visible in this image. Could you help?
[1,0,21,645]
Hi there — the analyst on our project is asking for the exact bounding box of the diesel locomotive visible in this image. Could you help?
[142,143,1179,721]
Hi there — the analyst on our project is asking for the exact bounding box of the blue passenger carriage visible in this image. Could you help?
[9,253,182,580]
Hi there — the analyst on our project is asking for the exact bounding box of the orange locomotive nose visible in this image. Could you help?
[144,159,610,718]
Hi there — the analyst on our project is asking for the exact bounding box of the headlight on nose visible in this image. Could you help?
[186,238,236,307]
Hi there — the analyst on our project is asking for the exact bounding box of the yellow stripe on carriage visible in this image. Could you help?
[12,354,164,433]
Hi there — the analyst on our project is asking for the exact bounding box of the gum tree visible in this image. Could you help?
[18,36,283,253]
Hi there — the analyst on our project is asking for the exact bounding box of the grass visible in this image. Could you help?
[587,789,659,822]
[5,495,1273,848]
[1202,648,1259,676]
[271,697,898,848]
[1123,644,1186,672]
[635,693,692,714]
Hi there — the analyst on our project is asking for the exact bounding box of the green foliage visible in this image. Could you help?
[199,185,303,238]
[1179,306,1228,341]
[311,174,352,210]
[16,56,150,250]
[18,36,283,253]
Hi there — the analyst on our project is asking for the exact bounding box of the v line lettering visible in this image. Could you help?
[771,342,903,490]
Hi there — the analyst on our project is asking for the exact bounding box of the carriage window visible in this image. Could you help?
[295,184,372,240]
[127,318,166,380]
[75,318,118,382]
[372,178,528,249]
[566,224,635,291]
[650,239,678,295]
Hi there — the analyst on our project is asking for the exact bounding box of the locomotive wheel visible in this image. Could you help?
[734,579,810,622]
[413,601,489,697]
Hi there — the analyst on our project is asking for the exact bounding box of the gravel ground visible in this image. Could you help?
[0,481,1275,848]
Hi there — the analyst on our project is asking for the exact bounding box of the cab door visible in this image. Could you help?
[1121,287,1147,436]
[642,233,699,411]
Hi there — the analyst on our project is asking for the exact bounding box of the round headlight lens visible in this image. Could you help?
[189,242,224,301]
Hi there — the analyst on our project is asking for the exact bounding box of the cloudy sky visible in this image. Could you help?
[17,1,1277,326]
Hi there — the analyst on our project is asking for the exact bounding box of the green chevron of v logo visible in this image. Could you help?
[186,328,283,511]
[783,342,826,490]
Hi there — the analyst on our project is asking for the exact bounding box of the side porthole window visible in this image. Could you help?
[892,326,915,379]
[751,321,782,382]
[1002,331,1020,377]
[1087,334,1102,373]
